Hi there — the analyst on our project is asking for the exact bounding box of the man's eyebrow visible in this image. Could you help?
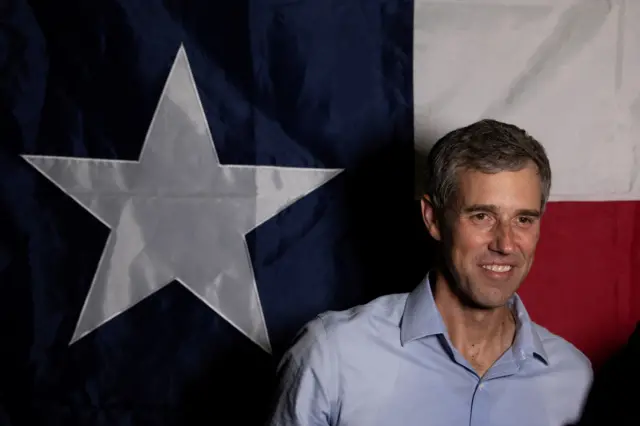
[516,209,541,218]
[461,204,498,214]
[461,204,541,217]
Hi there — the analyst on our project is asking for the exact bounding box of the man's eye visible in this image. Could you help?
[517,216,534,225]
[472,213,489,221]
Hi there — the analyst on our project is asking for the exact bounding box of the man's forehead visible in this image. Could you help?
[455,166,542,210]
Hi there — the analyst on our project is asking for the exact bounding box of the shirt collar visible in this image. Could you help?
[400,272,549,365]
[508,294,549,364]
[400,272,447,344]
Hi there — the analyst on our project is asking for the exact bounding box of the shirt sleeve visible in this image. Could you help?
[265,316,337,426]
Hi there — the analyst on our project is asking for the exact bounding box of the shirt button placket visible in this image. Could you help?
[469,379,490,426]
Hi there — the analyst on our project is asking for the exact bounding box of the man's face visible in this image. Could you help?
[423,162,543,309]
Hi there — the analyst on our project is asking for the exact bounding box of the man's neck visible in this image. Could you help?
[432,273,516,376]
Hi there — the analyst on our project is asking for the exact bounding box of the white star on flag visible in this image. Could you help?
[21,45,342,354]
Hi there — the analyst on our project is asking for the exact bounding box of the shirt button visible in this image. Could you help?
[478,383,485,390]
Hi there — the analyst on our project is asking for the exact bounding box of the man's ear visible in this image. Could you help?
[421,195,442,241]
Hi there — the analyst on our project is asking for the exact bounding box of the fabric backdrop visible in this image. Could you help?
[1,0,637,425]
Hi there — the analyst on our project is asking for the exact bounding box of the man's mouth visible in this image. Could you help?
[481,264,513,273]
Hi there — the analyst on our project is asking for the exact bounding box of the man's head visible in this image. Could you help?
[421,119,551,310]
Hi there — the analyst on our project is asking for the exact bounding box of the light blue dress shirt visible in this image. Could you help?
[267,273,593,426]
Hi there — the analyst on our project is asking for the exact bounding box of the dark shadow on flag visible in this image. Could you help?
[569,321,640,426]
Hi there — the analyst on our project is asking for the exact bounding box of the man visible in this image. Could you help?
[266,119,593,426]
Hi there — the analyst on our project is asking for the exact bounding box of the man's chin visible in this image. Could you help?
[472,298,512,311]
[442,269,521,309]
[466,281,519,309]
[452,288,507,310]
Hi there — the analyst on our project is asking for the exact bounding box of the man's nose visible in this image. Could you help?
[489,222,516,254]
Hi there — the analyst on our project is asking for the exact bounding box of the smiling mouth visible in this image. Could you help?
[481,264,513,272]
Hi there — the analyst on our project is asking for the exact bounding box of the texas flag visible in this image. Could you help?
[0,0,637,425]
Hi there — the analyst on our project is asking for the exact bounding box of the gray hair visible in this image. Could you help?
[424,119,552,214]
